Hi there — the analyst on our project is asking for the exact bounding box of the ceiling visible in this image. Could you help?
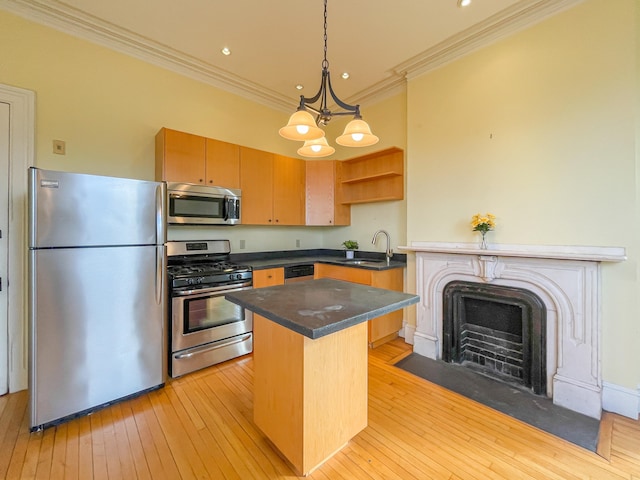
[2,0,583,112]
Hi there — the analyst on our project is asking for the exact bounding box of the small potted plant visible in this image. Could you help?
[342,240,359,259]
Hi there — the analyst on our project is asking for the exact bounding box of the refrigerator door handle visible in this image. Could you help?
[156,247,163,305]
[155,184,166,244]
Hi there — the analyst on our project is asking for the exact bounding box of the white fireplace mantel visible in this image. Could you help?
[399,241,627,263]
[399,241,626,419]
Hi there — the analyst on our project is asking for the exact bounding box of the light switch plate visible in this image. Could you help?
[53,140,66,155]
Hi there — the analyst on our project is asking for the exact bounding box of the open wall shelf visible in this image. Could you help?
[340,147,404,204]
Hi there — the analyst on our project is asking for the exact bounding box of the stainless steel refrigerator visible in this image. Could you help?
[28,167,167,431]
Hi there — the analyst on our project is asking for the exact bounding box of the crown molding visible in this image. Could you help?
[1,0,585,112]
[0,0,293,111]
[396,0,586,80]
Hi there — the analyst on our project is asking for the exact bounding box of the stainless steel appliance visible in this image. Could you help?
[284,264,315,283]
[167,182,241,225]
[28,167,167,431]
[167,240,253,377]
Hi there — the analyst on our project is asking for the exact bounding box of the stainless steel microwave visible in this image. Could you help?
[166,183,241,225]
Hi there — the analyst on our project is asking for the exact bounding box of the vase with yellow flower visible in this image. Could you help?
[471,213,496,249]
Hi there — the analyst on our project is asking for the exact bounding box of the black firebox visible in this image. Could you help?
[442,281,547,395]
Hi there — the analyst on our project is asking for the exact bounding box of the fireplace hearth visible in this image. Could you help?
[443,281,546,395]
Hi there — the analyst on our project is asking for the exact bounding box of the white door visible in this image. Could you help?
[0,101,9,395]
[0,83,33,394]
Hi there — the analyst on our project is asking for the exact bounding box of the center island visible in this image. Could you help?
[225,278,419,476]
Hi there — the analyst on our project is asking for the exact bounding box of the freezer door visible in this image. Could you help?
[29,245,166,429]
[29,168,166,248]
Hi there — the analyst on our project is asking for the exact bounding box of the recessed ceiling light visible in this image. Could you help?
[296,84,304,90]
[221,47,231,56]
[458,0,472,7]
[341,72,350,80]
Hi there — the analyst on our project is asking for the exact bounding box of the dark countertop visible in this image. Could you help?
[229,249,406,271]
[225,278,419,339]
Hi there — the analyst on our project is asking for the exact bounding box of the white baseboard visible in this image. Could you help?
[400,324,415,345]
[602,382,640,419]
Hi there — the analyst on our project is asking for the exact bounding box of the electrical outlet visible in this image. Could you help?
[239,239,246,249]
[296,239,301,248]
[53,140,66,155]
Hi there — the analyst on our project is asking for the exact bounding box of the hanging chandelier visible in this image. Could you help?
[279,0,379,158]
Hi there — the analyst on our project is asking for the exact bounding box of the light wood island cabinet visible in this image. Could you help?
[253,315,367,476]
[315,263,404,347]
[224,279,419,476]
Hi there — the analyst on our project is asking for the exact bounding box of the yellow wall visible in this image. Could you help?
[406,0,639,389]
[7,0,636,399]
[0,9,406,255]
[323,91,408,252]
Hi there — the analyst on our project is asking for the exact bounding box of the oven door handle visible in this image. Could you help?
[174,333,252,359]
[172,284,252,297]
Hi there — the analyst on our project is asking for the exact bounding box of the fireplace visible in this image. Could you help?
[442,281,546,395]
[401,242,626,419]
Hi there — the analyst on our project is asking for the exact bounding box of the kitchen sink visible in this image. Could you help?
[342,259,386,265]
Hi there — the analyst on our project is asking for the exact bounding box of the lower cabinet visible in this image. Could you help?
[314,264,404,347]
[253,268,284,288]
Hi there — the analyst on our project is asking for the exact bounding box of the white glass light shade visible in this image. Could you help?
[335,119,379,147]
[297,137,335,158]
[279,110,324,141]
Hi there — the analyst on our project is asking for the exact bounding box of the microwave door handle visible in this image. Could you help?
[223,197,231,221]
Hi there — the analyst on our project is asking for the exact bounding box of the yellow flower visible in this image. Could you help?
[471,212,496,233]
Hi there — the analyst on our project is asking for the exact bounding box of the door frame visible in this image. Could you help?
[0,84,34,392]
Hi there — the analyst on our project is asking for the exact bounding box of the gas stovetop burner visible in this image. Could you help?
[167,262,252,277]
[166,240,252,290]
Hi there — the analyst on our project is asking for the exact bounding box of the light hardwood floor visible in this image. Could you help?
[1,339,639,479]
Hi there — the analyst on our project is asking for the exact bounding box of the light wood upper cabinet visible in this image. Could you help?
[156,128,206,183]
[240,146,274,225]
[205,138,240,188]
[157,128,398,226]
[156,128,240,187]
[273,154,305,226]
[253,268,285,288]
[314,263,403,348]
[240,148,305,226]
[305,160,350,226]
[341,147,404,204]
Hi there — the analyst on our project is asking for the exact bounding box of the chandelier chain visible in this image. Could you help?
[278,0,378,152]
[322,0,328,69]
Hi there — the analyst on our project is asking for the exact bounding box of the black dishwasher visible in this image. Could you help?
[284,264,315,283]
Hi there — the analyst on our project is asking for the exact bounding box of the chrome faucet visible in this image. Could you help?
[372,229,393,265]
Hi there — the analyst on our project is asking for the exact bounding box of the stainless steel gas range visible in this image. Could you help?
[167,240,253,377]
